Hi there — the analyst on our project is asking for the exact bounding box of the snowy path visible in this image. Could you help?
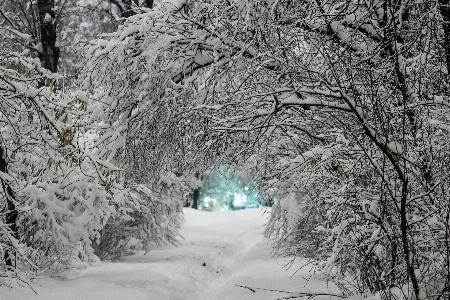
[5,208,342,300]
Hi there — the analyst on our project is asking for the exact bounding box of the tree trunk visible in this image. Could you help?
[0,146,18,268]
[121,0,134,18]
[144,0,153,9]
[118,0,153,18]
[37,0,59,73]
[400,180,420,300]
[440,0,450,77]
[191,187,199,209]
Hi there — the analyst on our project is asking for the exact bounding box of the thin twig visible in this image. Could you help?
[235,284,256,292]
[235,284,346,298]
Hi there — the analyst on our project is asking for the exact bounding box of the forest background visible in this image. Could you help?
[1,0,450,299]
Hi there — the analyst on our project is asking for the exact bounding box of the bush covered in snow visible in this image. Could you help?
[0,22,185,286]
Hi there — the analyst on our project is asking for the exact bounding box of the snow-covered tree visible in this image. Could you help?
[82,5,196,259]
[0,4,200,297]
[86,0,450,298]
[0,28,128,288]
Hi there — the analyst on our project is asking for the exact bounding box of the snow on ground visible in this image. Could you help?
[4,208,347,300]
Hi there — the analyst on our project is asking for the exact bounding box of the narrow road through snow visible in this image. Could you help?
[5,208,341,300]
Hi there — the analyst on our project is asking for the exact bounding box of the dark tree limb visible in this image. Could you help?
[0,145,18,268]
[440,0,450,78]
[235,284,346,298]
[37,0,60,73]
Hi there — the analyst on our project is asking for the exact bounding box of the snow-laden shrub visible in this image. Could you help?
[0,27,184,289]
[264,135,450,299]
[0,34,122,287]
[93,175,184,260]
[82,0,212,261]
[265,191,329,260]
